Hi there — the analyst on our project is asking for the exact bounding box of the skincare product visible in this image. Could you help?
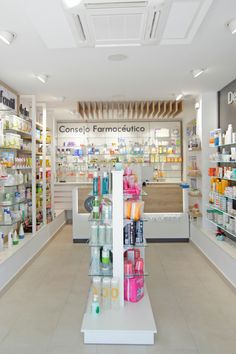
[13,230,19,245]
[111,278,119,310]
[102,278,111,310]
[91,294,100,315]
[102,172,109,195]
[8,231,12,248]
[98,224,106,245]
[19,223,25,239]
[93,172,99,196]
[102,246,110,270]
[90,224,98,244]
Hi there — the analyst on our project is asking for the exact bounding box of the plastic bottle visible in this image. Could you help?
[13,230,19,245]
[102,247,110,270]
[102,278,111,310]
[92,276,101,300]
[228,124,233,144]
[0,232,4,251]
[111,277,120,310]
[90,224,98,244]
[8,231,12,248]
[91,294,100,315]
[105,225,112,246]
[91,247,100,274]
[19,223,25,240]
[98,224,106,245]
[93,171,99,196]
[102,172,109,195]
[92,197,100,220]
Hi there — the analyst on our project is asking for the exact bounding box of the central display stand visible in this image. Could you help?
[81,170,157,344]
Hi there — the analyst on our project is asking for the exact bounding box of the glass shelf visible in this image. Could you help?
[207,204,236,220]
[0,182,26,187]
[88,241,112,248]
[207,218,236,239]
[210,143,236,148]
[89,266,113,277]
[210,160,236,164]
[210,177,236,182]
[0,218,21,226]
[0,199,27,206]
[124,241,147,249]
[211,192,236,201]
[124,272,149,278]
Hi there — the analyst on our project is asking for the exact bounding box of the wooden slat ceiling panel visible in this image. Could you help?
[76,100,183,120]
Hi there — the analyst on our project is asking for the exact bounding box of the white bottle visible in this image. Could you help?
[19,223,25,239]
[19,171,24,184]
[102,247,110,270]
[91,247,100,274]
[13,230,18,245]
[0,232,4,251]
[102,278,111,310]
[228,124,233,144]
[91,294,100,315]
[92,277,101,300]
[111,277,120,310]
[8,231,12,248]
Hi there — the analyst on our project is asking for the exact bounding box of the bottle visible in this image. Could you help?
[102,246,110,270]
[90,224,98,244]
[111,277,120,310]
[19,223,25,240]
[93,172,99,196]
[102,172,109,195]
[102,278,111,310]
[91,294,100,315]
[92,276,101,300]
[105,225,112,246]
[8,231,12,248]
[13,230,19,245]
[91,247,100,274]
[0,232,4,251]
[92,197,100,220]
[228,124,233,144]
[98,224,106,245]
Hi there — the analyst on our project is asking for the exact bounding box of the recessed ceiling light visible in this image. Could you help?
[0,31,15,45]
[227,19,236,34]
[35,74,48,84]
[191,68,205,78]
[62,0,82,8]
[176,93,184,101]
[108,54,128,62]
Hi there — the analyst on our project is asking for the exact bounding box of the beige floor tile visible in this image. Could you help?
[0,225,236,354]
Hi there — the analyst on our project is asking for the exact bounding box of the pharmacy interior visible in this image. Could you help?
[0,0,236,344]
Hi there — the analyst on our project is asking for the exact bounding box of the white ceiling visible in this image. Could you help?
[0,0,236,112]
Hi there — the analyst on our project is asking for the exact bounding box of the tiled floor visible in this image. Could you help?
[0,225,236,354]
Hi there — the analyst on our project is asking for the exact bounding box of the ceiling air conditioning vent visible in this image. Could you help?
[74,15,86,42]
[63,0,165,47]
[85,1,148,10]
[149,10,160,39]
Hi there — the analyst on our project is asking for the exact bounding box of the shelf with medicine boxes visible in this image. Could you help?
[0,108,33,241]
[186,119,202,219]
[208,126,236,244]
[56,122,182,184]
[81,167,156,344]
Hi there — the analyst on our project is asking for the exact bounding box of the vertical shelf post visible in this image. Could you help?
[112,170,124,308]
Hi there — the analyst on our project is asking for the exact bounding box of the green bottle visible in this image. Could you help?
[93,197,100,220]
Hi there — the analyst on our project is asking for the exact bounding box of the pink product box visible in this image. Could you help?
[124,276,144,303]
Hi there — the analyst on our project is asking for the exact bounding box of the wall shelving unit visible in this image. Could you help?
[186,119,202,218]
[81,170,156,344]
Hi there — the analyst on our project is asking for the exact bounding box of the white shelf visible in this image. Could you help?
[207,218,236,239]
[81,286,156,345]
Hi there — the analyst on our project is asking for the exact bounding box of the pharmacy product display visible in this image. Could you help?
[81,168,156,344]
[56,122,182,183]
[207,125,236,242]
[0,109,33,242]
[186,119,202,218]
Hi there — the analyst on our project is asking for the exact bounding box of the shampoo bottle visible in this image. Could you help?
[19,223,25,240]
[8,231,12,248]
[93,172,99,196]
[13,230,19,245]
[102,172,109,195]
[0,232,4,251]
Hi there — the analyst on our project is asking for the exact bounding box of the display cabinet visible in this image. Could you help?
[81,169,156,344]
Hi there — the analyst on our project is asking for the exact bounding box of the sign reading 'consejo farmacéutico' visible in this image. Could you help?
[58,123,146,135]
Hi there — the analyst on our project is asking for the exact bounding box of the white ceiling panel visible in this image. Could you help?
[161,0,213,44]
[25,0,77,48]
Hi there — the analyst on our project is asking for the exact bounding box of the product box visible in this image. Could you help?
[124,276,144,303]
[135,220,143,244]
